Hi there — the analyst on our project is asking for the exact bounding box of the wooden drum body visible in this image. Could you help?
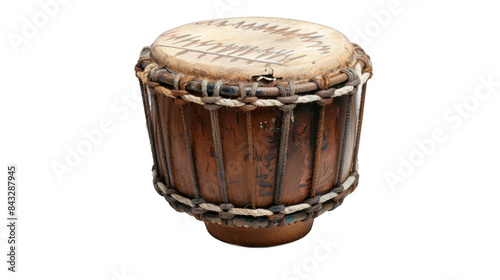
[135,17,373,247]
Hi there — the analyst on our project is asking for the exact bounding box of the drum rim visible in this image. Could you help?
[134,45,372,110]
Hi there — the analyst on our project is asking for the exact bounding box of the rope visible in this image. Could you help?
[146,85,356,108]
[135,51,368,109]
[239,83,258,209]
[337,92,355,186]
[352,82,367,172]
[174,76,202,199]
[153,167,360,228]
[180,105,201,199]
[203,80,229,203]
[137,79,160,174]
[136,45,369,96]
[274,81,296,206]
[139,45,373,228]
[310,103,326,198]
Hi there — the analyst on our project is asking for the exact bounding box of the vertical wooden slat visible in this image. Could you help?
[351,83,367,172]
[337,92,355,186]
[179,104,201,199]
[310,104,327,198]
[138,81,160,173]
[153,93,172,189]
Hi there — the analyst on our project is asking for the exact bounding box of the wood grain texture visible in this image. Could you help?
[316,98,346,194]
[151,90,355,208]
[143,17,367,247]
[281,103,313,205]
[341,91,359,182]
[205,219,313,247]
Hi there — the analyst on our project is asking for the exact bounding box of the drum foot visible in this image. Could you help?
[204,219,314,247]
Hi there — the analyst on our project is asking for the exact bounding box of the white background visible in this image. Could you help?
[1,0,500,279]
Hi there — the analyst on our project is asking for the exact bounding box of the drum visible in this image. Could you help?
[134,17,372,247]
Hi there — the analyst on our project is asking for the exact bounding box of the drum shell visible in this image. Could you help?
[148,87,359,208]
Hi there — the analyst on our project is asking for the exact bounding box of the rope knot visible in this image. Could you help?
[238,83,259,112]
[201,93,222,111]
[134,57,152,74]
[315,87,336,98]
[277,95,299,104]
[201,96,222,104]
[180,77,194,91]
[305,203,322,213]
[220,203,234,210]
[149,67,166,80]
[200,80,223,110]
[218,212,235,219]
[315,87,335,106]
[279,104,296,112]
[269,205,286,213]
[191,198,205,205]
[354,52,372,74]
[165,188,179,195]
[304,195,322,205]
[238,96,258,103]
[171,74,193,106]
[266,213,285,221]
[340,67,361,87]
[314,75,329,90]
[334,192,348,202]
[331,185,344,194]
[192,207,207,215]
[277,81,297,112]
[142,63,158,82]
[171,89,189,106]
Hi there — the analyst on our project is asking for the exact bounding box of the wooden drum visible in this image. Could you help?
[134,17,373,247]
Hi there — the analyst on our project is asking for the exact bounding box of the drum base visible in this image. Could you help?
[205,219,314,247]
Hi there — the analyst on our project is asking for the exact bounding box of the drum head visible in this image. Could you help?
[150,17,355,82]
